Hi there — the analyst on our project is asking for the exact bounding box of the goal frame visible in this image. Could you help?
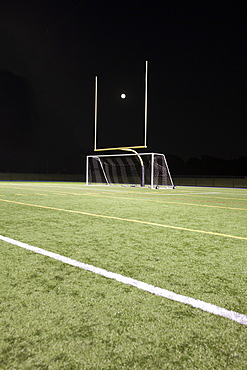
[86,152,175,189]
[94,61,148,152]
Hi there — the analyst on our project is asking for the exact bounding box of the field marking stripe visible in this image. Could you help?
[1,198,247,240]
[43,190,247,211]
[5,184,247,210]
[2,183,247,207]
[1,234,246,326]
[77,192,247,211]
[179,194,247,202]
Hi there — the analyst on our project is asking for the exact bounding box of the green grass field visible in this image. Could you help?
[0,182,247,369]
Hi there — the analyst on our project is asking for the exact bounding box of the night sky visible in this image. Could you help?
[0,0,246,174]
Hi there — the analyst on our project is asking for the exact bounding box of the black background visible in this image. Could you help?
[0,0,246,175]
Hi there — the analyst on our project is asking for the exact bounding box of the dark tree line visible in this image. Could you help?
[1,151,247,177]
[167,154,247,177]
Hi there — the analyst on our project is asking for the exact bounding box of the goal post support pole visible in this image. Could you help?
[141,165,145,187]
[120,148,145,187]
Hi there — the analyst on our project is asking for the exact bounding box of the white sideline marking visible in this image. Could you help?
[1,182,222,195]
[1,234,247,326]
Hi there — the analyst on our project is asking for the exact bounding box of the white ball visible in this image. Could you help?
[121,93,126,99]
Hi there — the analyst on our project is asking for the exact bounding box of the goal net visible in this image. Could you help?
[86,152,175,189]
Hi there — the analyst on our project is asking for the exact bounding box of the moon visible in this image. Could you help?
[120,93,126,99]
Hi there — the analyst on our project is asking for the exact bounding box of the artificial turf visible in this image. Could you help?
[0,182,246,369]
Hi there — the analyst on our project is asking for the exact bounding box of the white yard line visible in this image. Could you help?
[0,182,223,195]
[2,182,247,196]
[1,234,247,326]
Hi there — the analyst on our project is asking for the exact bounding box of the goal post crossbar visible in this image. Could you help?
[94,145,147,152]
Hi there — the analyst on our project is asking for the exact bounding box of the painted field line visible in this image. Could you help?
[1,198,247,240]
[2,183,246,210]
[72,192,247,211]
[1,234,246,326]
[32,189,247,211]
[4,183,247,200]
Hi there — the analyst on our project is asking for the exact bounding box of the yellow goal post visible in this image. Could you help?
[94,61,148,153]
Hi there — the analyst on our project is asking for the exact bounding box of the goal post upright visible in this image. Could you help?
[94,76,98,152]
[144,60,148,148]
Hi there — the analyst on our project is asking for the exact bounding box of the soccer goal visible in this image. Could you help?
[86,152,175,189]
